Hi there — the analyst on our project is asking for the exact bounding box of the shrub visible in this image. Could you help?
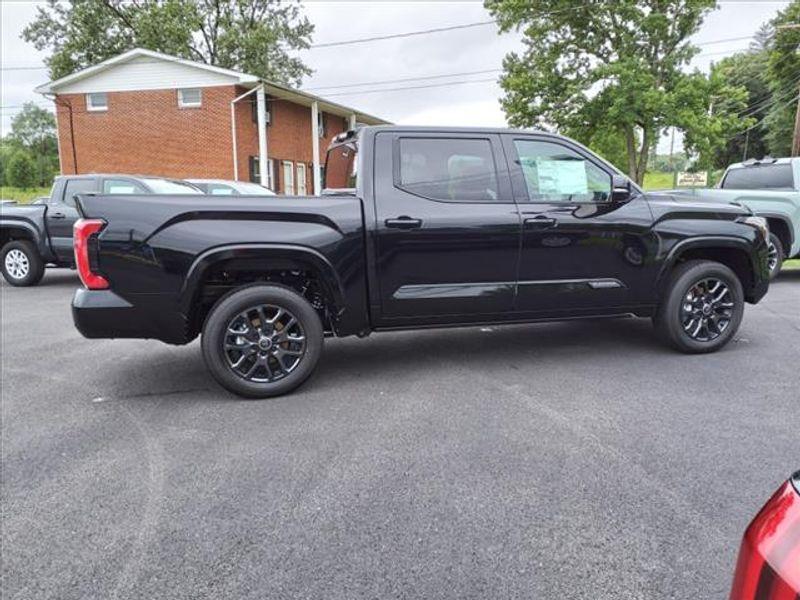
[5,151,38,189]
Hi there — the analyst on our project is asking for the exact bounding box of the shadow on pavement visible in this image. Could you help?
[315,316,663,389]
[774,268,800,283]
[0,269,80,289]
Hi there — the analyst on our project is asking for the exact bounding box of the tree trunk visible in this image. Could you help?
[625,127,637,181]
[635,128,650,186]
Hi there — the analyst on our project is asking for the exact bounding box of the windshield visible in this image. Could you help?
[144,178,202,194]
[324,142,357,189]
[721,164,795,190]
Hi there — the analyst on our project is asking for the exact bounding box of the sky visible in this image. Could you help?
[0,0,794,153]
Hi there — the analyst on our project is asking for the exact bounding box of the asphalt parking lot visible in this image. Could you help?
[2,269,799,600]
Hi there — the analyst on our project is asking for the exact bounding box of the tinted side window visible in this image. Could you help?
[63,179,96,206]
[208,184,237,195]
[513,140,611,203]
[398,138,499,202]
[721,164,794,190]
[103,179,146,194]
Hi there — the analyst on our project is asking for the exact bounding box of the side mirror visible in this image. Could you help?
[611,174,633,202]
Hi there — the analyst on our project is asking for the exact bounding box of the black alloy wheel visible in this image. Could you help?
[224,304,307,383]
[654,259,744,354]
[679,278,734,342]
[202,284,323,398]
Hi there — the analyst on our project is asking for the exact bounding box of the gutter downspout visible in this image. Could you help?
[230,84,263,182]
[256,86,269,189]
[311,101,321,195]
[46,93,77,174]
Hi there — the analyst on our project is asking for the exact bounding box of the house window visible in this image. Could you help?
[178,88,202,108]
[296,163,307,195]
[249,156,260,183]
[317,111,325,138]
[282,160,295,195]
[267,158,275,190]
[250,95,271,125]
[248,156,276,190]
[86,92,108,112]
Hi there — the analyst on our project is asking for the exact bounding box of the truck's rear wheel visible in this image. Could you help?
[767,232,783,280]
[654,260,744,354]
[201,284,324,398]
[1,240,44,287]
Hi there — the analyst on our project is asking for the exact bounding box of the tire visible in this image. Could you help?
[1,240,45,287]
[767,232,784,280]
[201,284,324,398]
[654,260,744,354]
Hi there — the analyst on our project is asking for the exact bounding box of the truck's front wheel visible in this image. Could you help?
[654,260,744,354]
[201,284,324,398]
[1,240,45,287]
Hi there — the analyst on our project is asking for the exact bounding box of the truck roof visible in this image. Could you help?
[361,124,561,137]
[726,157,798,170]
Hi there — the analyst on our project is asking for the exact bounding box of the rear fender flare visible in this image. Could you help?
[756,212,794,251]
[180,243,346,315]
[0,220,48,256]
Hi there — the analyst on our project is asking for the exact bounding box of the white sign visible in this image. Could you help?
[535,159,589,195]
[676,171,708,187]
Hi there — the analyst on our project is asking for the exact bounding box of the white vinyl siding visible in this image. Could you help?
[296,163,307,195]
[57,55,242,94]
[177,88,202,108]
[282,161,294,195]
[86,92,108,111]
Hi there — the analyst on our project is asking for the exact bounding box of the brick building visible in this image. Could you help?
[35,48,388,194]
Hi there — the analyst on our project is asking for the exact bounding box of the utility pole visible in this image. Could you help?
[776,24,800,156]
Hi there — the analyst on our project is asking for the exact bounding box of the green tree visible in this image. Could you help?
[567,126,632,173]
[485,0,751,185]
[709,51,771,167]
[0,139,23,187]
[7,102,60,187]
[22,0,314,87]
[5,151,39,189]
[763,0,800,156]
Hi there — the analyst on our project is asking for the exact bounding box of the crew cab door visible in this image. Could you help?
[46,177,96,263]
[501,134,656,315]
[372,131,520,323]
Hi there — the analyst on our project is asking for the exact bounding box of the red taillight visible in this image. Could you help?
[73,218,109,290]
[730,479,800,600]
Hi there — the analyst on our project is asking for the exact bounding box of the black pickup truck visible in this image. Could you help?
[0,174,200,286]
[71,126,770,398]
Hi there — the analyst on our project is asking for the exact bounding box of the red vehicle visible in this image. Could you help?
[730,471,800,600]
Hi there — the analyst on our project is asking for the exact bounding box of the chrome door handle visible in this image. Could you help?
[385,216,422,229]
[524,216,557,229]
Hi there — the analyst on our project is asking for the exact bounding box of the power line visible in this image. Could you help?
[725,91,800,141]
[0,13,766,71]
[303,68,502,92]
[308,19,497,49]
[320,77,500,98]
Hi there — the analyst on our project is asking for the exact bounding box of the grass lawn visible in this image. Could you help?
[1,186,51,204]
[642,172,674,190]
[784,259,800,270]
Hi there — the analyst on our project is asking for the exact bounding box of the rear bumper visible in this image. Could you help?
[72,288,188,344]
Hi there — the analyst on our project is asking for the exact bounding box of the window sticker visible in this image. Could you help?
[535,159,588,195]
